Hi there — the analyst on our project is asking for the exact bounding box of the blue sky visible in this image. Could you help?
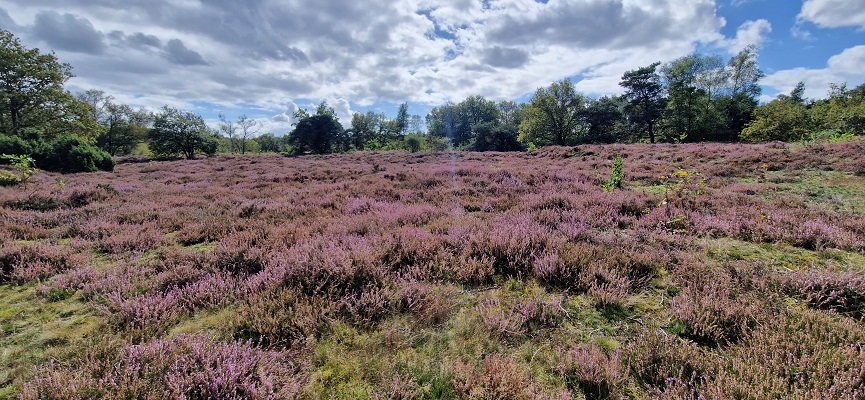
[1,0,863,135]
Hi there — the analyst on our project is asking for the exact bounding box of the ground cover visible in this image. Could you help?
[1,141,864,399]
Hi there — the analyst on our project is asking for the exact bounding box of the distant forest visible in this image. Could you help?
[2,28,864,174]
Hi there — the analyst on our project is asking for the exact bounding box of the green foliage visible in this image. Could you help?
[469,122,523,151]
[36,135,115,173]
[252,133,284,153]
[0,30,73,138]
[723,46,764,138]
[394,102,409,138]
[744,82,865,143]
[217,113,261,154]
[424,134,450,152]
[404,134,422,152]
[287,104,345,154]
[583,96,627,143]
[597,156,625,192]
[809,82,865,136]
[427,95,500,147]
[0,134,35,156]
[0,154,36,186]
[660,53,723,142]
[148,106,218,159]
[620,62,665,143]
[519,78,586,146]
[0,30,103,146]
[740,96,811,142]
[77,91,152,156]
[0,134,113,173]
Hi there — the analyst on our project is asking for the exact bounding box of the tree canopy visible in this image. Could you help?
[0,29,113,172]
[148,106,218,159]
[620,62,665,143]
[287,102,345,154]
[519,79,587,146]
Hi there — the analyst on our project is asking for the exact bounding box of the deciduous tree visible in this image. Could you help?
[0,29,73,138]
[287,102,345,154]
[519,78,586,146]
[427,96,500,147]
[149,106,217,159]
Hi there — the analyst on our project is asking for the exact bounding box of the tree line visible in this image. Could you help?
[2,27,864,174]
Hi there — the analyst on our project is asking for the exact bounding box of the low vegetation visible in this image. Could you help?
[1,140,864,398]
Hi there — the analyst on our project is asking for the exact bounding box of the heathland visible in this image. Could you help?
[2,141,865,399]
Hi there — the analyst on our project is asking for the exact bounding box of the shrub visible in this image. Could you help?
[0,242,90,283]
[35,135,115,172]
[0,153,37,187]
[20,334,306,399]
[559,344,628,400]
[628,329,704,392]
[597,155,624,192]
[0,134,37,155]
[476,296,563,339]
[233,287,331,347]
[669,269,763,345]
[101,290,183,340]
[451,354,540,399]
[781,269,865,318]
[393,280,457,325]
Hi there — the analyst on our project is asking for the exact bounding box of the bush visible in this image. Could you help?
[20,334,306,399]
[559,344,628,400]
[36,135,115,172]
[0,134,36,155]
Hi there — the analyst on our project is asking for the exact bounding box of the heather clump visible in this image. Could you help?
[713,309,865,398]
[781,269,865,318]
[465,214,560,278]
[476,295,563,339]
[559,344,628,400]
[100,290,183,340]
[393,279,457,325]
[628,328,704,391]
[651,308,865,399]
[451,354,552,400]
[233,286,331,347]
[669,262,764,345]
[5,143,865,398]
[20,334,307,400]
[0,241,90,283]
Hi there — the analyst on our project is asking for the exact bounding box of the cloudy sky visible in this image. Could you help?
[1,0,863,134]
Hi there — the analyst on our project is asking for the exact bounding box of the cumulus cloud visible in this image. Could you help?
[722,19,772,54]
[1,0,739,119]
[272,100,300,123]
[762,45,865,99]
[798,0,865,29]
[482,46,530,69]
[327,98,355,126]
[32,11,105,54]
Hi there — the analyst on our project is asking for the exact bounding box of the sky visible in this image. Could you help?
[1,0,864,135]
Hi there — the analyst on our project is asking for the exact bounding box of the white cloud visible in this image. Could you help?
[271,100,299,124]
[0,0,734,116]
[762,45,865,100]
[798,0,865,29]
[327,98,355,127]
[721,19,771,54]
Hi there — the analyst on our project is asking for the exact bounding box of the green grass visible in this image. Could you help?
[0,283,100,399]
[745,169,865,213]
[703,237,865,272]
[300,280,645,399]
